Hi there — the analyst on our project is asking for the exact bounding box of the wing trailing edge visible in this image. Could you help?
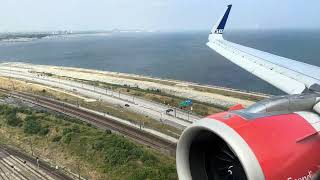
[207,5,320,94]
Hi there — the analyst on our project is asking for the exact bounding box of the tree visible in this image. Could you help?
[6,113,22,127]
[24,119,41,135]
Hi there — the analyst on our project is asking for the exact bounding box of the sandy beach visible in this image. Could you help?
[1,62,268,107]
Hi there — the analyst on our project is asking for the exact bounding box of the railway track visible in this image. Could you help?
[0,145,72,180]
[0,89,177,156]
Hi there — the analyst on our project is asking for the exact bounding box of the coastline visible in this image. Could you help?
[1,62,268,107]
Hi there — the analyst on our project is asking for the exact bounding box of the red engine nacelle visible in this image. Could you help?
[176,94,320,180]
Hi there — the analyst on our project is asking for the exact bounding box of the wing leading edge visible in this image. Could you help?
[207,5,320,94]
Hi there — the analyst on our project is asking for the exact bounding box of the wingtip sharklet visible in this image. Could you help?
[211,4,232,35]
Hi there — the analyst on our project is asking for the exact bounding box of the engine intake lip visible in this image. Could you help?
[176,118,265,180]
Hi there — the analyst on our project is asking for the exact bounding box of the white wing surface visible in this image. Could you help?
[207,5,320,94]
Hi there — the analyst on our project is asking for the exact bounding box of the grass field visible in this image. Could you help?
[0,103,177,180]
[190,85,265,102]
[0,77,182,137]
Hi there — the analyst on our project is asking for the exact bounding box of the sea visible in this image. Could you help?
[0,30,319,95]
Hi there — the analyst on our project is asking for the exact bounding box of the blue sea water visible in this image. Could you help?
[0,30,319,95]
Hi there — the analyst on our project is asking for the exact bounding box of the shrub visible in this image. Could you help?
[52,135,62,142]
[38,127,49,136]
[104,129,112,135]
[43,72,53,77]
[141,152,158,165]
[92,140,104,151]
[63,133,73,144]
[104,135,143,166]
[2,106,17,116]
[71,125,80,133]
[24,118,41,134]
[63,125,80,135]
[6,113,22,127]
[64,122,71,126]
[20,108,32,115]
[62,128,72,135]
[130,165,177,180]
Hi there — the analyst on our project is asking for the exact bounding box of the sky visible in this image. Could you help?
[0,0,319,32]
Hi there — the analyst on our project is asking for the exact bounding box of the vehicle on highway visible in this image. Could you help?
[124,104,130,107]
[165,109,173,113]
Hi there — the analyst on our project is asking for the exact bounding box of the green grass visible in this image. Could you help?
[81,101,182,138]
[0,104,177,180]
[20,80,182,137]
[22,73,227,116]
[190,85,265,102]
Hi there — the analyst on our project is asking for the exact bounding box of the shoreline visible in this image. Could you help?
[12,61,270,97]
[1,62,268,107]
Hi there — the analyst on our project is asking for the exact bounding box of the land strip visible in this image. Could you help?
[0,89,177,155]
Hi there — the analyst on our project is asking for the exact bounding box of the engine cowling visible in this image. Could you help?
[176,96,320,180]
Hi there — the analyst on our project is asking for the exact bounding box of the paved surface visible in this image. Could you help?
[77,103,179,143]
[3,88,178,144]
[0,67,200,129]
[5,90,177,156]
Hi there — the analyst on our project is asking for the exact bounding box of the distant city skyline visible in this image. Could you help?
[0,0,319,32]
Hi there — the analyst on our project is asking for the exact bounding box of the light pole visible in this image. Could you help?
[29,138,34,156]
[111,87,113,97]
[160,112,163,123]
[77,158,81,180]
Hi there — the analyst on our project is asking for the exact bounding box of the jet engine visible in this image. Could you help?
[176,94,320,180]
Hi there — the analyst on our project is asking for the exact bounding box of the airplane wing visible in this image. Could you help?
[207,5,320,94]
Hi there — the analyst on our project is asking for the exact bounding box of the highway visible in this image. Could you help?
[1,89,177,156]
[0,67,200,129]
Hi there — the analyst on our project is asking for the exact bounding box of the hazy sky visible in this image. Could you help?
[0,0,319,32]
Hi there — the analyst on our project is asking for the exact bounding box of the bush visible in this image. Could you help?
[38,127,49,136]
[130,166,177,180]
[104,135,143,166]
[141,152,158,165]
[104,129,112,135]
[20,108,32,115]
[1,106,17,116]
[6,113,22,127]
[63,133,73,144]
[63,125,80,136]
[24,118,41,134]
[92,140,104,151]
[62,128,72,135]
[52,135,62,142]
[71,125,80,133]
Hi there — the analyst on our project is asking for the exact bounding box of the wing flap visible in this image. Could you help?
[207,40,307,94]
[208,5,320,94]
